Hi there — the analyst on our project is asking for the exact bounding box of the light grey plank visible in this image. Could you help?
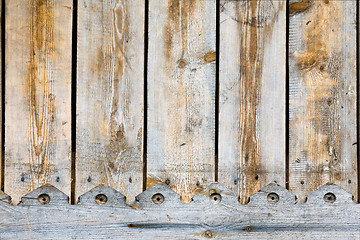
[5,0,73,204]
[0,184,359,239]
[219,0,286,204]
[147,0,216,202]
[76,0,145,204]
[289,0,357,202]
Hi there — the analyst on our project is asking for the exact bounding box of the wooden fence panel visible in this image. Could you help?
[147,0,216,202]
[219,0,286,204]
[289,0,357,202]
[4,0,73,204]
[76,0,145,203]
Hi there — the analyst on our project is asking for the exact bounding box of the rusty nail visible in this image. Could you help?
[267,193,279,204]
[204,230,214,238]
[95,194,108,205]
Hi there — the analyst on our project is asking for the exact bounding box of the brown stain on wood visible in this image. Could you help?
[203,50,216,63]
[164,0,196,68]
[292,0,343,191]
[289,1,311,14]
[26,0,56,186]
[146,178,160,189]
[236,1,280,204]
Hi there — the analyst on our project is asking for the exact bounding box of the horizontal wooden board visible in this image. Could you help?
[0,184,358,239]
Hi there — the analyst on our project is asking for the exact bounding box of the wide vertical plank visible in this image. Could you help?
[76,0,144,203]
[5,0,73,203]
[147,0,216,202]
[219,1,286,204]
[289,0,357,202]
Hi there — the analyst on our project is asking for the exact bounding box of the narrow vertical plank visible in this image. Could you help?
[5,0,73,203]
[76,0,145,203]
[147,0,216,202]
[289,0,357,202]
[0,0,2,191]
[218,1,286,204]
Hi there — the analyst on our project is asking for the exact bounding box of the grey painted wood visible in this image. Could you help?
[1,184,359,239]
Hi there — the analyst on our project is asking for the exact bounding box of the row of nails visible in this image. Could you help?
[35,192,337,205]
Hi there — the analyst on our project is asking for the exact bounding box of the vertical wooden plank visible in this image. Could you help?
[0,0,2,191]
[5,0,73,203]
[147,0,216,202]
[76,0,145,203]
[218,1,286,204]
[289,0,357,202]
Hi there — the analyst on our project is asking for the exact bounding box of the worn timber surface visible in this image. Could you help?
[219,0,286,204]
[76,0,145,204]
[0,183,359,239]
[4,0,73,204]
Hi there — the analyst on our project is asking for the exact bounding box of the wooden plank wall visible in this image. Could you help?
[0,0,359,204]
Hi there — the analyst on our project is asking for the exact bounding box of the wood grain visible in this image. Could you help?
[218,0,286,204]
[0,184,359,239]
[147,0,216,202]
[4,0,72,204]
[76,0,145,204]
[289,0,357,202]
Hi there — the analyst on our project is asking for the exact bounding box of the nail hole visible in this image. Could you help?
[324,192,336,203]
[38,194,50,205]
[255,175,259,181]
[210,193,222,204]
[87,177,92,182]
[165,179,170,185]
[95,194,108,205]
[56,177,60,182]
[267,192,279,204]
[129,177,132,183]
[152,193,164,204]
[300,180,304,185]
[20,177,25,182]
[204,230,214,238]
[245,226,253,232]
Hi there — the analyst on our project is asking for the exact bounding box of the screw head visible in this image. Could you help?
[267,192,279,203]
[324,192,336,203]
[152,193,164,204]
[210,193,222,204]
[38,194,50,205]
[95,194,108,205]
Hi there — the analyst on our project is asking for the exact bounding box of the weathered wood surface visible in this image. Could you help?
[4,0,73,204]
[147,0,216,202]
[1,184,359,239]
[76,0,145,204]
[218,1,286,204]
[288,0,357,202]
